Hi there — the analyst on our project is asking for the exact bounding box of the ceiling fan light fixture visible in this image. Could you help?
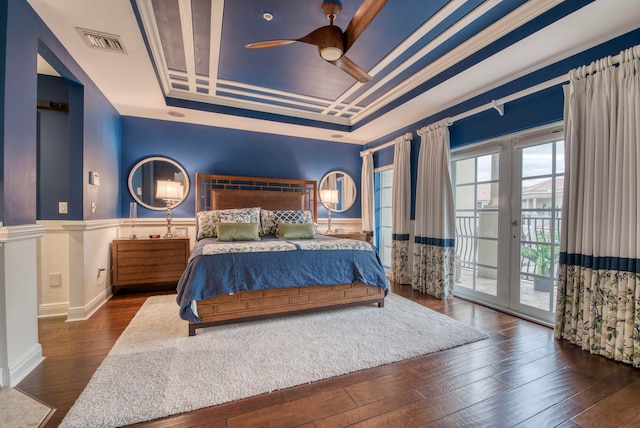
[320,46,342,61]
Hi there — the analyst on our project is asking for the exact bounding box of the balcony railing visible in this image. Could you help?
[455,213,561,276]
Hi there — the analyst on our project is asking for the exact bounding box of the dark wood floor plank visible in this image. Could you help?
[571,380,640,427]
[417,365,500,399]
[570,367,639,409]
[348,391,467,428]
[513,398,586,428]
[519,366,597,406]
[314,390,425,428]
[492,353,571,388]
[343,366,431,406]
[450,376,512,406]
[226,389,356,427]
[428,388,547,427]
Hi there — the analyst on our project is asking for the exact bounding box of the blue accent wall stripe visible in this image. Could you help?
[414,236,455,248]
[560,253,640,274]
[392,233,410,241]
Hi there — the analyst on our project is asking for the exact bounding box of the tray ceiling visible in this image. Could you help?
[28,0,640,143]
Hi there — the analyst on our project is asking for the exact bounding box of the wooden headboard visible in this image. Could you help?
[195,173,317,222]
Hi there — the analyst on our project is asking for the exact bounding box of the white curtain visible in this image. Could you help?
[412,120,455,299]
[390,135,412,284]
[555,46,640,367]
[361,151,375,238]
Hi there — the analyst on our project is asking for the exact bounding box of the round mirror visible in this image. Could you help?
[128,156,189,211]
[319,170,356,213]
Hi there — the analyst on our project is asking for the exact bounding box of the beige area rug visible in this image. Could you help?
[60,293,489,427]
[0,387,52,428]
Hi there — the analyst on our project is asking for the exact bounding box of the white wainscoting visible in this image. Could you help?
[0,224,45,387]
[37,220,119,320]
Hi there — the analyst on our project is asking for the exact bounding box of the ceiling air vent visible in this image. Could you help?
[77,28,126,54]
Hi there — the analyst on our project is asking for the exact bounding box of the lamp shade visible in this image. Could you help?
[321,189,339,205]
[156,180,183,201]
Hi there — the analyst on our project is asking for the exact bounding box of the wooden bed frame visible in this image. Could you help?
[188,173,385,336]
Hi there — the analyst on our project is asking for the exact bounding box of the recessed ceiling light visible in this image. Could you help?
[263,12,273,21]
[331,134,344,138]
[168,111,185,118]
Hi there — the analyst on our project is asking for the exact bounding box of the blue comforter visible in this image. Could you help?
[176,235,389,322]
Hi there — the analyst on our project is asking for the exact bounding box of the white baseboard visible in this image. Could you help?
[67,290,112,322]
[7,344,44,387]
[38,302,69,318]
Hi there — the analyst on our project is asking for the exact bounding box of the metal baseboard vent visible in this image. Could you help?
[77,28,126,54]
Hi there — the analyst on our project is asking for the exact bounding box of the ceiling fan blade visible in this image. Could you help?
[330,55,372,83]
[344,0,388,52]
[245,40,297,49]
[247,27,337,50]
[297,26,334,47]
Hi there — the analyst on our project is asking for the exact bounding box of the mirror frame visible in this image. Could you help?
[128,156,190,211]
[319,170,357,213]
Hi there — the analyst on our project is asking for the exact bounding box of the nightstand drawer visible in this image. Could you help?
[111,238,190,291]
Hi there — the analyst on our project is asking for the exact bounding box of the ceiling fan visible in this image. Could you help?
[245,0,387,83]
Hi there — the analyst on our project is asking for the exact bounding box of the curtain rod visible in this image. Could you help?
[362,43,638,156]
[362,73,567,156]
[444,46,635,126]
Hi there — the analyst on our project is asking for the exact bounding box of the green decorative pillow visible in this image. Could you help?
[216,222,261,242]
[196,207,260,240]
[260,209,313,236]
[277,223,316,239]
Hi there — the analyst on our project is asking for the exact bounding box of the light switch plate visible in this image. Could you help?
[89,171,100,185]
[58,201,68,214]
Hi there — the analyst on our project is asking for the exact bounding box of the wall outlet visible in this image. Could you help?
[58,201,68,214]
[49,273,62,287]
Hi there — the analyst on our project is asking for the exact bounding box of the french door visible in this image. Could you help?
[451,126,563,325]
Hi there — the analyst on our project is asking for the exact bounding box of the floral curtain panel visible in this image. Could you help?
[555,45,640,367]
[412,120,455,299]
[361,150,375,238]
[390,135,412,284]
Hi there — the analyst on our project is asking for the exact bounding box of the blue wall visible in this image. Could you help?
[37,75,71,220]
[0,0,121,225]
[120,117,363,219]
[0,0,6,221]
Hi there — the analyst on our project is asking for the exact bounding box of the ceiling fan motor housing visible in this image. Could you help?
[322,0,342,21]
[316,25,345,61]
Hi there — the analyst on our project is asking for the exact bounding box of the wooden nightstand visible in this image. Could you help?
[111,238,190,293]
[322,232,372,243]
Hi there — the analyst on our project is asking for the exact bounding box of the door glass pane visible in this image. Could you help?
[477,154,498,182]
[456,158,475,184]
[522,143,553,177]
[518,140,564,313]
[455,184,475,210]
[478,211,498,239]
[453,156,499,297]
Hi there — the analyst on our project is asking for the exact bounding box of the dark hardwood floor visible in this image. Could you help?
[17,283,640,427]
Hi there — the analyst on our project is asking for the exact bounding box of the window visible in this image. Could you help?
[375,167,393,269]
